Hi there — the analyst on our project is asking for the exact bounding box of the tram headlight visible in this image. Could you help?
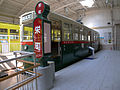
[24,45,28,50]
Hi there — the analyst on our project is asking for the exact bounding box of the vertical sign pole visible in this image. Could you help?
[33,1,50,66]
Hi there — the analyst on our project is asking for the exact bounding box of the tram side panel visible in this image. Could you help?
[20,12,100,71]
[60,19,90,67]
[61,42,90,67]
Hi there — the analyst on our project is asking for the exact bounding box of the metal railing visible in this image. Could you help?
[0,51,41,90]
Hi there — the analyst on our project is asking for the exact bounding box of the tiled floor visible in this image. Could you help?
[51,50,120,90]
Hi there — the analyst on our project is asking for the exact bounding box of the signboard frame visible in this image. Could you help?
[42,20,51,56]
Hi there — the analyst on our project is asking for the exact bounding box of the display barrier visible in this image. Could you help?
[0,51,55,90]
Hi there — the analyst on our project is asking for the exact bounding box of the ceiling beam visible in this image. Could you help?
[16,0,34,16]
[54,2,78,12]
[78,3,88,10]
[0,12,19,19]
[93,0,99,8]
[7,0,24,6]
[0,0,3,6]
[68,7,77,14]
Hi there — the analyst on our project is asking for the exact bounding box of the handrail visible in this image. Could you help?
[16,59,40,65]
[6,74,41,90]
[0,51,41,90]
[0,64,41,82]
[0,53,34,64]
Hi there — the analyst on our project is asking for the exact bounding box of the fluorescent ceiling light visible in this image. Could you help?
[80,0,94,7]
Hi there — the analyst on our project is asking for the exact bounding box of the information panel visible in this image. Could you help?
[44,22,51,54]
[34,18,43,58]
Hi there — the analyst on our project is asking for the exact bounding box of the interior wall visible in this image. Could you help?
[82,9,114,50]
[114,24,120,50]
[113,7,120,21]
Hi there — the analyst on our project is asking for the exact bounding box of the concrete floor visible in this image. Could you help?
[51,50,120,90]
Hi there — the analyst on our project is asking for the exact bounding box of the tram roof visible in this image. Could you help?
[0,0,120,24]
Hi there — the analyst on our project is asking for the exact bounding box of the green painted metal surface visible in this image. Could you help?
[21,43,91,71]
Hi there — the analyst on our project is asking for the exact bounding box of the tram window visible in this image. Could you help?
[84,30,88,41]
[0,28,8,33]
[82,35,84,40]
[63,23,70,40]
[88,35,91,41]
[51,20,61,42]
[80,29,83,32]
[74,26,79,40]
[73,33,78,40]
[53,30,60,41]
[0,28,8,39]
[75,26,79,32]
[10,29,19,34]
[23,26,33,40]
[0,36,8,39]
[84,34,86,40]
[88,31,91,41]
[79,29,83,40]
[64,31,70,40]
[94,34,96,41]
[10,35,19,39]
[79,34,81,40]
[24,31,28,35]
[70,24,72,40]
[64,23,69,28]
[10,29,19,39]
[91,32,94,41]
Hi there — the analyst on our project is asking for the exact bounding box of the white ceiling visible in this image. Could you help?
[0,0,120,24]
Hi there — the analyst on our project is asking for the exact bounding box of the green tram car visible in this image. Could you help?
[20,11,100,71]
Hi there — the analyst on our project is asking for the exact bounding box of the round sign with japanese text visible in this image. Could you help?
[35,2,45,15]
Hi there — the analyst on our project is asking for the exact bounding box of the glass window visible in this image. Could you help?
[64,23,69,28]
[0,28,8,33]
[94,33,96,41]
[73,33,78,40]
[84,30,88,41]
[23,27,33,40]
[10,29,19,39]
[82,35,84,40]
[63,23,70,41]
[51,20,61,42]
[79,29,83,40]
[10,29,19,34]
[0,36,8,39]
[88,35,91,41]
[0,28,8,39]
[75,26,79,32]
[73,26,79,40]
[79,34,81,40]
[64,31,70,40]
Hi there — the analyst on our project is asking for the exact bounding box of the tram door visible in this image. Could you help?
[21,23,33,52]
[51,20,61,57]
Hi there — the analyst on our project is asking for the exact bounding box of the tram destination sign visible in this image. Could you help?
[33,18,43,58]
[22,13,33,22]
[21,11,36,23]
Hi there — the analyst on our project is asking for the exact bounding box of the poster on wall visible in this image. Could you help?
[44,22,51,54]
[34,18,43,58]
[104,32,112,44]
